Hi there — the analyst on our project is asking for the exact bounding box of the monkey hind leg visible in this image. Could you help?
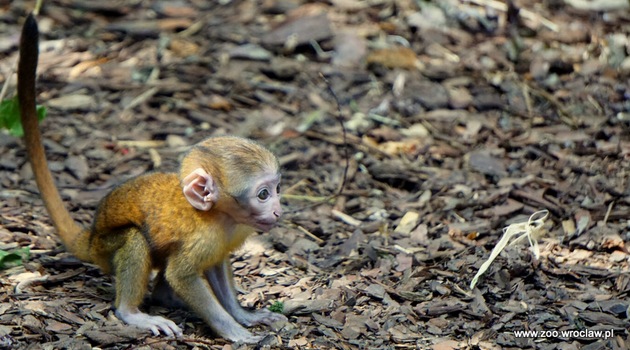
[111,227,182,337]
[151,271,186,309]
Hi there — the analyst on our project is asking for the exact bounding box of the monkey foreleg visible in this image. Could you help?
[165,261,262,343]
[205,260,288,327]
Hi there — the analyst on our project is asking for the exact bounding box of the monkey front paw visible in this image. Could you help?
[243,309,288,327]
[233,333,265,344]
[116,308,183,337]
[221,326,265,344]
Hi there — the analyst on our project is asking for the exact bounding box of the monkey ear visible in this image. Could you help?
[182,168,217,211]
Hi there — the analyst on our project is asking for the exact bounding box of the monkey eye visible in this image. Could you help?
[276,184,281,194]
[257,189,270,200]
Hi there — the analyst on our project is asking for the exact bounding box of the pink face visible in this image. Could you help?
[182,167,282,231]
[239,172,282,231]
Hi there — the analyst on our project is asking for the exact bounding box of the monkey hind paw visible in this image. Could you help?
[115,308,183,337]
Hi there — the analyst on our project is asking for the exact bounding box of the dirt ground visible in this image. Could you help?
[1,0,629,349]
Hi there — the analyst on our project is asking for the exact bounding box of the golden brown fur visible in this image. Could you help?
[90,172,255,274]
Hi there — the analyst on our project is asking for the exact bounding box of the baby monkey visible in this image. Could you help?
[18,13,286,343]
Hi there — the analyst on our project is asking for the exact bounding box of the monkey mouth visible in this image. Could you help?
[254,220,277,231]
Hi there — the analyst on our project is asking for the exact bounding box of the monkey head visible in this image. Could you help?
[180,137,282,231]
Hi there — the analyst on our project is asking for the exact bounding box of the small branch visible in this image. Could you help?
[320,73,349,197]
[603,201,614,225]
[0,57,17,102]
[564,0,629,11]
[526,82,577,127]
[296,225,325,244]
[331,209,362,227]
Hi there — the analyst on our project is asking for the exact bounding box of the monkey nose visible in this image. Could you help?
[273,203,283,218]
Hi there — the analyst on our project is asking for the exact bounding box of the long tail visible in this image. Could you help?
[18,13,91,261]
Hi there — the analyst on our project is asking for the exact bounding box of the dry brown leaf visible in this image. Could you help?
[69,58,109,78]
[207,94,233,111]
[169,37,200,57]
[601,233,625,251]
[432,340,461,350]
[366,47,420,70]
[394,211,420,235]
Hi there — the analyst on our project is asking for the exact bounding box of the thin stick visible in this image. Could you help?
[0,57,17,102]
[320,72,349,197]
[296,225,325,244]
[284,75,351,215]
[603,201,614,225]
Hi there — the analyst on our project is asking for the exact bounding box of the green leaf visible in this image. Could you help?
[269,301,284,313]
[0,96,47,137]
[0,247,31,269]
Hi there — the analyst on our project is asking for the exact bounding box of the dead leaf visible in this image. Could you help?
[65,155,90,180]
[394,211,420,236]
[466,150,507,177]
[363,283,386,299]
[332,31,367,68]
[45,320,72,333]
[169,37,200,57]
[432,340,461,350]
[395,253,413,272]
[207,94,233,111]
[574,209,591,238]
[47,94,96,110]
[262,13,332,47]
[312,313,343,328]
[601,233,625,251]
[367,46,420,70]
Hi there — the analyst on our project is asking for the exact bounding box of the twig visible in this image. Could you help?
[296,225,325,244]
[14,267,86,293]
[282,193,330,202]
[525,82,577,127]
[282,178,309,195]
[564,0,629,11]
[419,120,468,152]
[603,201,614,225]
[320,73,349,197]
[521,82,533,118]
[304,130,390,157]
[15,274,50,294]
[284,75,352,216]
[331,209,362,227]
[0,57,17,102]
[117,140,166,148]
[120,87,160,120]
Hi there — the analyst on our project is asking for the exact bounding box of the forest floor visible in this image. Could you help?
[0,0,629,349]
